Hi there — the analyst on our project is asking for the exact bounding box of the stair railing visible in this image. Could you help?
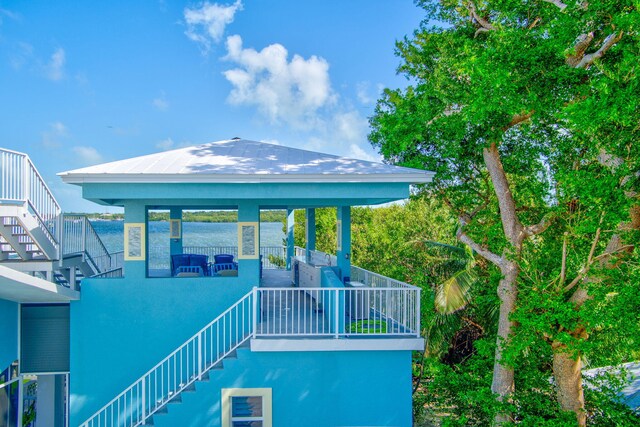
[62,215,115,274]
[80,290,255,427]
[1,148,61,246]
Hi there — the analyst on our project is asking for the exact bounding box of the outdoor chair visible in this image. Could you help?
[212,262,238,273]
[171,254,191,276]
[175,265,204,277]
[171,254,210,276]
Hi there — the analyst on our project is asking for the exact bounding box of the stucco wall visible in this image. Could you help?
[0,299,18,372]
[153,348,413,427]
[69,277,254,424]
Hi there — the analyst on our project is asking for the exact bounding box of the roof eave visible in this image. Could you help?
[59,172,434,185]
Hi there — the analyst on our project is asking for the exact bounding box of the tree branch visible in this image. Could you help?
[563,227,601,293]
[524,214,553,237]
[574,32,623,69]
[483,142,526,247]
[559,232,568,287]
[542,0,568,11]
[566,33,595,67]
[465,1,495,32]
[456,224,503,267]
[502,111,535,132]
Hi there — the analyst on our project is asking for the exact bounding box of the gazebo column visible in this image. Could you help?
[305,208,316,262]
[336,206,351,283]
[169,207,183,257]
[286,209,295,270]
[123,201,146,279]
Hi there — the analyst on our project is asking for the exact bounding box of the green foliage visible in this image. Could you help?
[370,0,640,423]
[145,210,285,223]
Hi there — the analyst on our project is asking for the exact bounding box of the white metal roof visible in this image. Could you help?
[58,139,433,184]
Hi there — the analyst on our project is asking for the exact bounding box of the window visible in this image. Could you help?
[222,388,272,427]
[124,223,145,261]
[238,222,259,259]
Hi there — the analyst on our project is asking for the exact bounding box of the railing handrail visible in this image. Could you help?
[25,156,60,214]
[80,289,255,427]
[26,199,58,246]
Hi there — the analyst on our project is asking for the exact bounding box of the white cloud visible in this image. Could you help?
[156,138,175,150]
[45,48,65,81]
[184,0,242,53]
[73,146,103,165]
[0,7,20,24]
[152,92,169,111]
[9,42,33,70]
[347,143,380,163]
[356,81,372,105]
[42,121,67,147]
[223,35,335,129]
[333,111,368,143]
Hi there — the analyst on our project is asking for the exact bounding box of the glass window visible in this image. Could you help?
[222,388,271,427]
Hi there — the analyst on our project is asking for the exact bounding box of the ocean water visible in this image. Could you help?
[91,220,285,269]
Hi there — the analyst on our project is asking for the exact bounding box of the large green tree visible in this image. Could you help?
[370,0,639,424]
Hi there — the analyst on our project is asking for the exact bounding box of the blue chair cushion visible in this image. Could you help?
[214,254,234,264]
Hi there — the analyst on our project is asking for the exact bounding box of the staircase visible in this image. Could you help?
[0,148,122,288]
[80,291,255,427]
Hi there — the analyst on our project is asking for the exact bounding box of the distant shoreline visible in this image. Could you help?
[77,210,286,223]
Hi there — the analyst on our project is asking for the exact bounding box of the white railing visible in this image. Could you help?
[63,215,120,274]
[80,291,255,427]
[256,287,420,338]
[183,246,286,269]
[0,148,61,241]
[350,265,417,290]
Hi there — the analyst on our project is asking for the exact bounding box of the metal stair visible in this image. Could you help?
[0,147,123,289]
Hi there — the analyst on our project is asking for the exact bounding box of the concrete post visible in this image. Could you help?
[336,206,351,282]
[123,201,146,279]
[286,209,295,270]
[305,208,316,262]
[169,207,183,256]
[36,374,65,427]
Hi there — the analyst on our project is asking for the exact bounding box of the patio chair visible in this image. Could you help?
[189,254,210,276]
[212,262,237,273]
[214,254,235,264]
[171,254,191,276]
[175,265,204,277]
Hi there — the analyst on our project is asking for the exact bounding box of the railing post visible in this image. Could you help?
[23,155,29,201]
[141,379,147,424]
[17,375,24,427]
[197,332,202,380]
[81,217,87,260]
[416,288,421,338]
[252,287,258,338]
[334,289,340,338]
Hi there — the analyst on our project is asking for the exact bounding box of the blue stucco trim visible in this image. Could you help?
[0,299,18,371]
[81,182,409,207]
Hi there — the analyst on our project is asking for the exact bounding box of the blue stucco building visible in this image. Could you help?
[1,140,433,427]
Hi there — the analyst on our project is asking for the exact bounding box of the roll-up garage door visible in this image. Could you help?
[20,304,69,374]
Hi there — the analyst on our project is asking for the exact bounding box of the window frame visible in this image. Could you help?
[221,387,272,427]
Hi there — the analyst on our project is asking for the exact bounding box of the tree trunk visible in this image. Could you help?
[491,262,518,425]
[552,348,586,426]
[483,143,524,425]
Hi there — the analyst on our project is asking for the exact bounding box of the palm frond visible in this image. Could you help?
[434,269,477,314]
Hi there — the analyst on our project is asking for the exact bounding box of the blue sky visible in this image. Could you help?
[0,1,424,212]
